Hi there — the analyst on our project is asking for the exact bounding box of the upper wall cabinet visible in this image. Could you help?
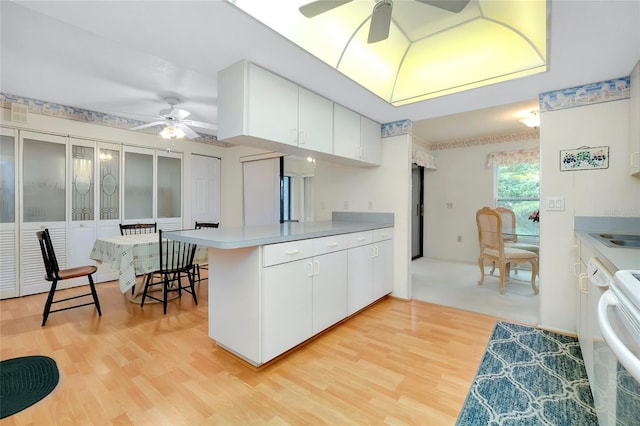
[630,60,640,176]
[218,61,380,167]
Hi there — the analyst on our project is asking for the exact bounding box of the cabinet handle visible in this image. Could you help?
[327,242,337,247]
[314,260,320,276]
[573,261,581,277]
[307,261,313,277]
[284,249,299,255]
[578,273,589,294]
[356,237,367,241]
[631,152,639,168]
[370,246,376,258]
[379,233,388,238]
[299,130,306,145]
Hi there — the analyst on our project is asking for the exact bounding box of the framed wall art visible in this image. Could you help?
[560,146,609,171]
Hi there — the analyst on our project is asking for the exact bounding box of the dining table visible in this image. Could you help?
[89,233,207,302]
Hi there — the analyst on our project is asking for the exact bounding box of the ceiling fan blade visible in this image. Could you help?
[299,0,353,18]
[368,0,393,43]
[415,0,471,13]
[178,123,200,140]
[182,119,218,131]
[129,121,166,131]
[160,107,191,120]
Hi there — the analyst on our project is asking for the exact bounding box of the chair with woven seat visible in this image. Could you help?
[494,207,539,275]
[119,222,157,235]
[37,228,102,326]
[194,221,219,282]
[140,230,199,314]
[476,207,539,294]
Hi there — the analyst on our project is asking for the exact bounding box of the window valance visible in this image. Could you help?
[487,148,539,167]
[412,148,438,169]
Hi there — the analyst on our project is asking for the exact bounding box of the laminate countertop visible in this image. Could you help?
[576,231,640,271]
[164,220,394,250]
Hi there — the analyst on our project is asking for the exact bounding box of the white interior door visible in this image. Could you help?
[67,138,97,287]
[20,130,68,296]
[243,158,280,226]
[191,154,221,225]
[0,127,18,298]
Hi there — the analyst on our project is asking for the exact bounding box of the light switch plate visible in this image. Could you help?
[546,196,565,211]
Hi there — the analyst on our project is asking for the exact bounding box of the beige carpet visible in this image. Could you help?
[411,257,539,326]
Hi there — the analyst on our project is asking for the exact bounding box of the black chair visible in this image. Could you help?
[194,222,219,282]
[36,229,102,326]
[119,222,157,235]
[140,230,198,314]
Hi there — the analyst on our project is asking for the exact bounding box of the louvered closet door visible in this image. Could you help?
[20,131,68,296]
[0,128,18,298]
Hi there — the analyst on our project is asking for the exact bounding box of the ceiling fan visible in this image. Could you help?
[129,97,217,140]
[299,0,471,43]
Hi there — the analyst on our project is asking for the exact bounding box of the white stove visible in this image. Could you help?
[595,269,640,425]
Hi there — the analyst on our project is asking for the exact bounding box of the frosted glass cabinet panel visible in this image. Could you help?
[71,144,94,221]
[124,151,153,220]
[157,155,181,218]
[0,133,16,223]
[23,137,66,222]
[99,147,120,220]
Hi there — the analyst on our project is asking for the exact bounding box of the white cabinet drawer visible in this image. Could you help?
[263,239,313,267]
[373,227,393,242]
[348,231,373,248]
[312,234,348,256]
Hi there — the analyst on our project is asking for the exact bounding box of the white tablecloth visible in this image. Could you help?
[90,233,207,294]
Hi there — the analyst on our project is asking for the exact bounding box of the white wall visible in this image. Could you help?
[313,135,412,299]
[539,99,640,333]
[423,137,539,262]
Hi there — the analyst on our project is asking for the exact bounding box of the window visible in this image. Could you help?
[495,162,540,236]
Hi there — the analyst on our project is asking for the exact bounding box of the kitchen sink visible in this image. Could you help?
[589,233,640,249]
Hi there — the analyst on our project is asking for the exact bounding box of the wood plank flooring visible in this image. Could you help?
[0,278,500,425]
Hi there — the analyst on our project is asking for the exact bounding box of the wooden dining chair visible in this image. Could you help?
[494,207,540,274]
[476,207,539,294]
[119,222,157,235]
[194,221,219,282]
[36,229,102,326]
[140,230,199,314]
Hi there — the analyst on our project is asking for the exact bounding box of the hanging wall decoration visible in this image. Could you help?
[560,146,609,171]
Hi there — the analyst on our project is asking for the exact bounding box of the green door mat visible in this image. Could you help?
[0,355,59,419]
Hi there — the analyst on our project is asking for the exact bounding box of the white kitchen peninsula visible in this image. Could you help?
[165,213,394,366]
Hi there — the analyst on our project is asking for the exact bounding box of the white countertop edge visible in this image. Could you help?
[164,221,394,249]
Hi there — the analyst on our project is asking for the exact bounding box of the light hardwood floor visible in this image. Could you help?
[0,277,501,425]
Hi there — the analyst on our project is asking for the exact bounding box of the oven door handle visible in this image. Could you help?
[598,290,640,383]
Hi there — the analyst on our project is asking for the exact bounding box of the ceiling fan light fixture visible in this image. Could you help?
[519,110,540,128]
[160,125,186,139]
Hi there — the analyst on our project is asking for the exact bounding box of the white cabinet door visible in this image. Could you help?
[347,243,374,315]
[262,259,313,362]
[312,250,347,334]
[248,64,299,146]
[373,239,393,300]
[298,87,333,154]
[361,116,381,165]
[334,104,361,160]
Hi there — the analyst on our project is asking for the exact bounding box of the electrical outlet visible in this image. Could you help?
[457,235,462,242]
[368,201,373,210]
[343,201,348,210]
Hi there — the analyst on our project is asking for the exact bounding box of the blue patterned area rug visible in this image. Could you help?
[456,321,597,425]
